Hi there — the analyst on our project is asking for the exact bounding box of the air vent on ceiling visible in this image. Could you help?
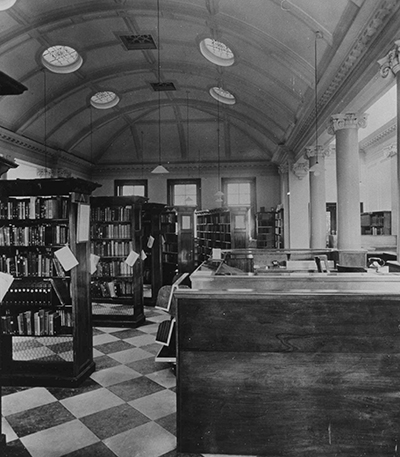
[118,34,157,50]
[151,82,176,91]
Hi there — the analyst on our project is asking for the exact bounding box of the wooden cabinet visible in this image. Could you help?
[90,196,146,327]
[275,208,284,248]
[361,211,391,235]
[0,178,98,387]
[176,288,400,456]
[161,207,179,285]
[195,207,249,262]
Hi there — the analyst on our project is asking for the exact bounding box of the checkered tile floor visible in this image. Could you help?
[1,307,203,457]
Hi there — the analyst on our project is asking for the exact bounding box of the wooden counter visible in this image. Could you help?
[176,289,400,456]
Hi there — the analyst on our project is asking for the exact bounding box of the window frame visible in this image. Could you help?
[167,179,201,208]
[114,179,148,197]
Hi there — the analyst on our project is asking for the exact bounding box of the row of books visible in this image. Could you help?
[0,196,69,220]
[0,254,66,278]
[91,279,136,298]
[91,240,133,257]
[90,224,132,239]
[1,278,70,307]
[93,260,134,277]
[0,224,69,246]
[91,206,133,223]
[1,308,72,336]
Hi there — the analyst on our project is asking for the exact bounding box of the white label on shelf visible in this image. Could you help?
[141,250,147,260]
[125,249,139,266]
[212,248,222,260]
[54,245,79,271]
[0,272,14,302]
[90,253,100,274]
[147,235,155,249]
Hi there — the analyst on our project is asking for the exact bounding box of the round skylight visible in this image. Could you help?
[209,86,236,105]
[41,45,83,74]
[199,38,235,66]
[0,0,17,11]
[90,91,120,109]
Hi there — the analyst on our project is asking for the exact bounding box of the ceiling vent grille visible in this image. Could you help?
[118,34,157,50]
[151,82,176,91]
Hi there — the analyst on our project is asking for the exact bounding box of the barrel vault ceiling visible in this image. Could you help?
[0,0,398,177]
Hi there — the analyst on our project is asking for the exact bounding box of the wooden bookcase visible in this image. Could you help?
[361,211,391,235]
[90,196,146,327]
[195,207,249,262]
[161,207,179,285]
[142,202,166,305]
[0,178,99,387]
[256,211,275,248]
[275,208,284,248]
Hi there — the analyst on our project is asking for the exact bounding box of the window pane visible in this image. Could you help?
[120,185,145,196]
[227,182,251,206]
[173,184,197,206]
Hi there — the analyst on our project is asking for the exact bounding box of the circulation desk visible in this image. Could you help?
[175,286,400,456]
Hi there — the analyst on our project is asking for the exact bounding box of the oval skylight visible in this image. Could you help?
[90,91,120,109]
[199,38,235,66]
[209,86,236,105]
[0,0,17,10]
[41,45,83,74]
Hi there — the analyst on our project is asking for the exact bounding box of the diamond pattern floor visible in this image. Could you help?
[1,307,204,457]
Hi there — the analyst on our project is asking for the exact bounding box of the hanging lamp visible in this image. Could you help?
[308,31,324,176]
[151,0,169,174]
[215,96,224,203]
[0,0,17,11]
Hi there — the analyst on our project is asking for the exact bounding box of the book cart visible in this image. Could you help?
[0,178,99,387]
[90,196,146,327]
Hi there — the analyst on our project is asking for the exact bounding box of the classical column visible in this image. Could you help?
[378,40,400,260]
[278,162,290,248]
[304,145,329,249]
[328,113,367,266]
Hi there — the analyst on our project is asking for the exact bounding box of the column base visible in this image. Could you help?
[338,250,367,269]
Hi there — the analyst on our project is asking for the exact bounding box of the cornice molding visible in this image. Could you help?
[359,117,396,151]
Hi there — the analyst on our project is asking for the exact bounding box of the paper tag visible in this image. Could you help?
[212,248,222,260]
[0,272,14,302]
[125,250,139,266]
[54,246,79,271]
[147,235,155,249]
[90,254,100,274]
[141,250,147,260]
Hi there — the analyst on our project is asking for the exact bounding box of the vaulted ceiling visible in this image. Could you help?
[0,0,398,177]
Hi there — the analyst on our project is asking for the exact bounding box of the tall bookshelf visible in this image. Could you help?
[161,207,179,285]
[275,208,284,248]
[361,211,391,235]
[142,202,166,305]
[0,178,99,387]
[175,206,196,275]
[195,207,249,262]
[256,211,275,248]
[90,196,146,327]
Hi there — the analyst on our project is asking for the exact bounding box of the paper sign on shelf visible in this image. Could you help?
[77,203,91,243]
[54,245,79,271]
[147,235,155,249]
[90,254,100,275]
[212,248,222,260]
[125,250,139,267]
[141,250,147,261]
[0,272,14,302]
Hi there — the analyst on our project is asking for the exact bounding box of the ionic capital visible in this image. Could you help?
[327,113,368,135]
[278,162,289,175]
[378,40,400,78]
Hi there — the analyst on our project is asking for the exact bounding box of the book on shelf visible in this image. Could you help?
[155,318,176,346]
[50,278,71,305]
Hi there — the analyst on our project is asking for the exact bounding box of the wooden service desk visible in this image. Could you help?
[175,288,400,456]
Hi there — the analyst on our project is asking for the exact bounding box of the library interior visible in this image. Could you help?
[1,1,400,456]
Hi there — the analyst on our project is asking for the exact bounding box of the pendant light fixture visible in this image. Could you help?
[0,0,17,11]
[151,0,169,174]
[308,31,323,176]
[215,97,224,203]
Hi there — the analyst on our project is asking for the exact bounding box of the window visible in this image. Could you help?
[222,178,256,238]
[115,180,147,197]
[168,179,201,207]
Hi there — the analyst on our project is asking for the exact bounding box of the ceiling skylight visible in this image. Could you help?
[90,91,120,109]
[209,86,236,105]
[41,45,83,74]
[199,38,235,66]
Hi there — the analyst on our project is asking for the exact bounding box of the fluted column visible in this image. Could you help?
[304,145,329,249]
[328,113,367,265]
[378,40,400,260]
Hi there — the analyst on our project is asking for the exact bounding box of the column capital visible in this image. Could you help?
[292,160,308,180]
[304,145,330,160]
[328,113,368,135]
[383,143,397,159]
[278,162,289,175]
[378,40,400,78]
